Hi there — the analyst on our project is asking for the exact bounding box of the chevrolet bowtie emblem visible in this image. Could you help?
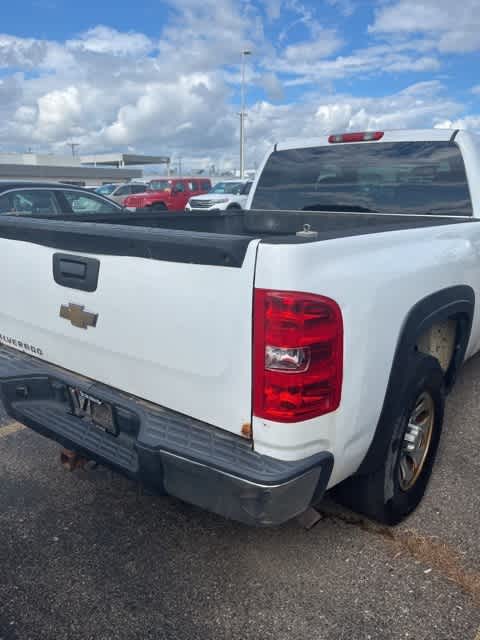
[60,303,98,330]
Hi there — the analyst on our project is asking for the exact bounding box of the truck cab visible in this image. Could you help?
[123,178,212,212]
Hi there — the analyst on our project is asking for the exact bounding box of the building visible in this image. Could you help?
[0,152,170,186]
[80,153,170,170]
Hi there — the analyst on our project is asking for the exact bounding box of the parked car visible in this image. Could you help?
[95,183,148,206]
[123,177,212,211]
[185,180,252,212]
[0,129,479,528]
[94,183,121,197]
[0,182,123,216]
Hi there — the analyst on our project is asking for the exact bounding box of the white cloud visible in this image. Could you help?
[386,56,440,72]
[0,0,477,168]
[0,34,76,71]
[270,42,440,84]
[35,87,85,139]
[472,85,480,96]
[284,27,343,62]
[67,26,154,56]
[277,0,317,43]
[101,73,233,152]
[258,72,284,101]
[14,105,36,124]
[0,74,24,109]
[0,34,49,69]
[435,116,480,131]
[157,0,261,71]
[0,1,264,159]
[370,0,480,53]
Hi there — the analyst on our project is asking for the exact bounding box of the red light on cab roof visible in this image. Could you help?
[328,131,384,144]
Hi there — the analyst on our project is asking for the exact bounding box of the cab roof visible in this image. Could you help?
[276,128,462,152]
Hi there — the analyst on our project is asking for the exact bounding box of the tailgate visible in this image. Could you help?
[0,221,259,437]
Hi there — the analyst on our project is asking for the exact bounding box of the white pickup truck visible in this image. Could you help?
[0,128,479,527]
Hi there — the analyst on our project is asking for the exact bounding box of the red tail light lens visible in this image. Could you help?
[328,131,384,143]
[253,289,343,423]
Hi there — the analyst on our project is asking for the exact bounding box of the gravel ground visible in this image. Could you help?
[0,356,479,640]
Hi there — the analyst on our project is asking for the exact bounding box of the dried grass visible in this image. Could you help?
[319,507,480,605]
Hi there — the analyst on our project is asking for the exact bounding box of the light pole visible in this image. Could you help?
[240,49,251,179]
[67,142,80,158]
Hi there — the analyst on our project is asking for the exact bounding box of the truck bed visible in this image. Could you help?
[0,209,474,268]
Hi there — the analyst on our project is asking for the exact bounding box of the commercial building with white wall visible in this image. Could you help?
[0,152,170,186]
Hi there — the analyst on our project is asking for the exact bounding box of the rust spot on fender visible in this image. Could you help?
[241,422,252,439]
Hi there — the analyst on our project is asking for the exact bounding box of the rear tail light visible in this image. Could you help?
[328,131,384,143]
[253,289,343,423]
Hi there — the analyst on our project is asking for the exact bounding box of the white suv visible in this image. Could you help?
[185,180,252,212]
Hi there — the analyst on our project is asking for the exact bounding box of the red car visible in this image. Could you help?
[123,177,212,211]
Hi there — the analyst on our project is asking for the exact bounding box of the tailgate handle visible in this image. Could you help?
[53,253,100,292]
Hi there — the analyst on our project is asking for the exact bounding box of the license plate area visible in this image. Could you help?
[68,387,118,435]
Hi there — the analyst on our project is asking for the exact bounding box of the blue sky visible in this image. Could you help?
[0,0,479,169]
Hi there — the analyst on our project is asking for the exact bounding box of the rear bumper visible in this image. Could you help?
[0,345,333,526]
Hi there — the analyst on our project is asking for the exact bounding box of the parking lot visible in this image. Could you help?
[0,357,479,640]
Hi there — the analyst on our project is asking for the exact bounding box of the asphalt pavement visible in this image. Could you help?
[1,355,480,640]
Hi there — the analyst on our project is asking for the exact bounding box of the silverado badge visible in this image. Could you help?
[60,303,98,330]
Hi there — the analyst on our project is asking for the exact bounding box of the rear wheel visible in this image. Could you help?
[335,354,445,525]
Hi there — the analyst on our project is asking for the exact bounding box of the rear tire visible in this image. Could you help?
[335,354,445,525]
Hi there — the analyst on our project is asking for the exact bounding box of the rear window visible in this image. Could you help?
[96,184,117,196]
[252,141,473,216]
[210,182,245,195]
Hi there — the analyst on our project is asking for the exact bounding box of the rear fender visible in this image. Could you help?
[357,285,474,475]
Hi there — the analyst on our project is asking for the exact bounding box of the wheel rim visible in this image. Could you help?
[399,391,435,491]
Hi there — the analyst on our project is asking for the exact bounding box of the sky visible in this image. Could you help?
[0,0,479,171]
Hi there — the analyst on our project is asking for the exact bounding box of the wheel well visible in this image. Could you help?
[415,311,471,391]
[416,317,458,373]
[356,286,474,476]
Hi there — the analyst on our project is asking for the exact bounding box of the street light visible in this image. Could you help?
[240,49,252,179]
